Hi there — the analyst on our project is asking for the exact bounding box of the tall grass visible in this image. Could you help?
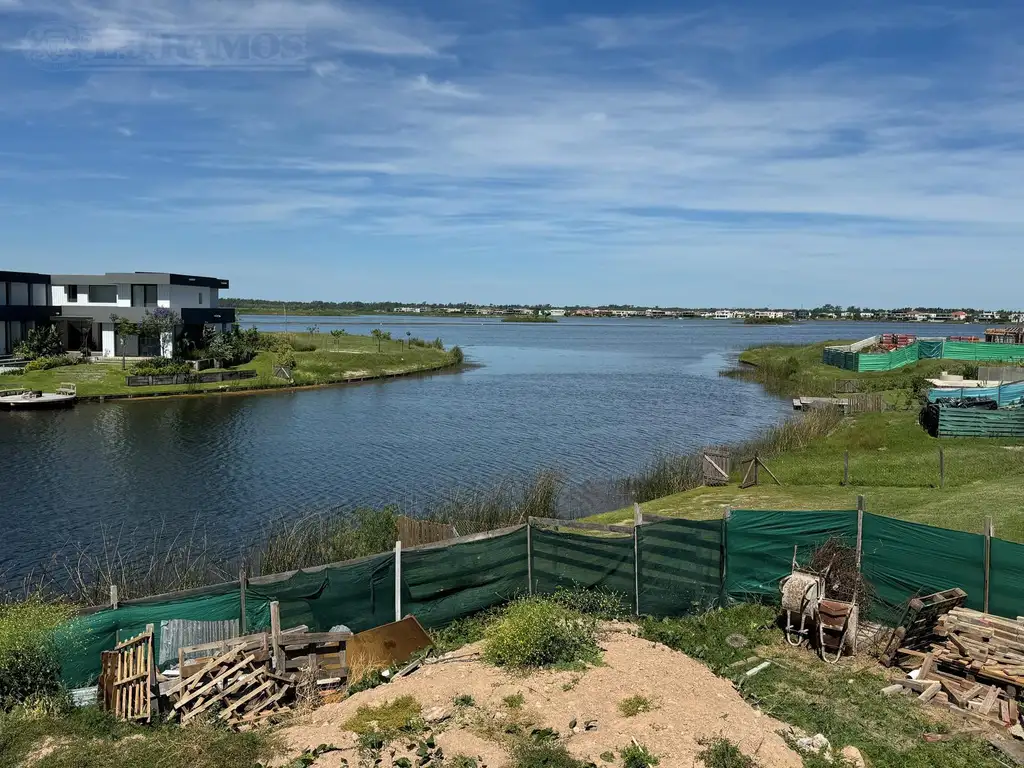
[424,470,561,535]
[622,408,844,503]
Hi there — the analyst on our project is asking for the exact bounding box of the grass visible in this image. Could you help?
[617,695,657,717]
[342,695,423,742]
[695,737,760,768]
[592,408,1024,540]
[0,705,278,768]
[483,598,600,670]
[619,742,660,768]
[641,606,1006,768]
[454,694,475,707]
[503,693,526,709]
[0,331,458,399]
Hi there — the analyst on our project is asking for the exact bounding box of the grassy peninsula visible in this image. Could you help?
[500,314,557,323]
[591,341,1024,540]
[0,331,462,400]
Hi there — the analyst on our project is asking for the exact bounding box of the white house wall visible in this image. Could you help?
[170,283,211,309]
[101,324,115,357]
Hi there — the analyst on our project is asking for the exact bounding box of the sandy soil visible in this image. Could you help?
[277,626,803,768]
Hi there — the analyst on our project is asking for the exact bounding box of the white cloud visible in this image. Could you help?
[116,125,133,136]
[409,74,477,99]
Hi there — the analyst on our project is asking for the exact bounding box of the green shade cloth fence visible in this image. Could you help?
[57,510,1024,689]
[825,338,1024,372]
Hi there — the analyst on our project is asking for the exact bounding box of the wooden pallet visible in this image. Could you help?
[880,588,967,666]
[113,630,154,722]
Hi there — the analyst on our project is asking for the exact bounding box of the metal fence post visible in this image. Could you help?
[984,517,994,614]
[633,504,642,617]
[109,585,119,610]
[856,496,865,573]
[394,540,403,622]
[526,519,534,596]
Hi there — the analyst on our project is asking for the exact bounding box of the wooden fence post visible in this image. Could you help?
[984,517,994,614]
[939,448,945,489]
[633,504,642,617]
[856,496,865,572]
[526,519,533,596]
[269,601,284,672]
[110,585,119,610]
[394,540,403,623]
[844,451,850,486]
[239,567,247,635]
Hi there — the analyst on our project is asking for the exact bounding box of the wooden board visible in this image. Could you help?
[347,615,432,681]
[113,631,153,722]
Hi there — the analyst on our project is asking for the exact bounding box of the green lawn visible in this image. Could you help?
[591,397,1024,540]
[0,332,458,399]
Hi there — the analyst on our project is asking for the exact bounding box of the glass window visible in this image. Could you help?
[88,285,118,303]
[0,283,6,306]
[66,285,78,302]
[132,284,158,307]
[9,282,28,306]
[198,291,203,305]
[31,283,47,306]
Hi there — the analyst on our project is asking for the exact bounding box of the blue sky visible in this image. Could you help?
[1,1,1022,307]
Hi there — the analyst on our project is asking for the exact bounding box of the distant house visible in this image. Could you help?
[713,310,733,319]
[549,309,567,317]
[753,310,788,319]
[986,325,1024,345]
[0,270,55,356]
[50,271,234,358]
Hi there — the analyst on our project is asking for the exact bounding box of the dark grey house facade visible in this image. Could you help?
[0,270,59,356]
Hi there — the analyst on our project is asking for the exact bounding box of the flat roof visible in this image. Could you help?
[50,272,229,289]
[0,270,50,283]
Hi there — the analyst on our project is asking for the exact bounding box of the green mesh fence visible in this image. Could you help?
[637,518,722,616]
[943,341,1024,363]
[918,340,944,359]
[860,514,985,621]
[725,510,859,603]
[251,553,396,634]
[403,528,528,628]
[856,342,920,372]
[530,528,635,601]
[57,587,269,688]
[988,538,1024,619]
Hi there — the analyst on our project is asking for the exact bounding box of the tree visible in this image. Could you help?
[138,308,181,358]
[110,314,139,370]
[330,329,346,349]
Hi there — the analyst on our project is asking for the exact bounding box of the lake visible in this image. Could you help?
[0,319,988,583]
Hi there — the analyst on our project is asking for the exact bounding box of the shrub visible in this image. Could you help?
[128,358,193,376]
[13,325,62,359]
[449,345,465,365]
[483,598,600,670]
[617,695,656,717]
[454,694,475,707]
[549,586,629,620]
[503,692,525,709]
[290,340,317,352]
[24,355,77,372]
[513,742,592,768]
[620,742,660,768]
[0,599,74,711]
[343,695,422,742]
[695,737,760,768]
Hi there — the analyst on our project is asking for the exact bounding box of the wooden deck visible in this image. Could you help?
[0,390,77,410]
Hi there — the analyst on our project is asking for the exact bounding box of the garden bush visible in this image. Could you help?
[483,598,599,670]
[0,600,73,711]
[128,358,193,376]
[24,355,77,372]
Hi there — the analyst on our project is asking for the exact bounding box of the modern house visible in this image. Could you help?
[0,270,59,356]
[49,272,235,358]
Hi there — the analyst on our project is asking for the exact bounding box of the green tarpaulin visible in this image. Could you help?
[637,518,722,616]
[404,528,528,628]
[725,510,859,603]
[989,538,1024,619]
[531,528,635,600]
[861,514,985,621]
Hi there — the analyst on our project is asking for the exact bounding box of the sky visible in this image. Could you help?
[0,1,1022,307]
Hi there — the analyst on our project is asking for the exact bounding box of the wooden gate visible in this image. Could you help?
[701,449,731,487]
[113,629,154,722]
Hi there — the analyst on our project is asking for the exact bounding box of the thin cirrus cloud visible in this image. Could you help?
[0,0,1021,305]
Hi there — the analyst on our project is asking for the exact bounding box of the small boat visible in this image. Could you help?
[0,383,77,411]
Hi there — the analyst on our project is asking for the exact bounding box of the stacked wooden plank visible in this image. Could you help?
[880,588,967,666]
[166,644,295,731]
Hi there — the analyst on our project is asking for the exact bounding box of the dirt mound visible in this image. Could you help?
[277,626,802,767]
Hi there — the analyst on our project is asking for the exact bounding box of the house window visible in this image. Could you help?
[132,284,158,308]
[66,285,78,302]
[0,283,6,306]
[9,282,28,306]
[88,285,118,303]
[198,291,203,305]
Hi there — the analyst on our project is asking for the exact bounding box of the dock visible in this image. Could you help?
[0,386,77,411]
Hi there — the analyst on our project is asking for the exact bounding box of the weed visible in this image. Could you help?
[343,696,423,743]
[620,742,660,768]
[599,752,615,763]
[561,675,581,692]
[0,599,74,711]
[347,668,389,695]
[638,604,778,673]
[617,695,656,717]
[695,737,760,768]
[484,599,600,670]
[430,609,498,655]
[512,741,594,768]
[549,586,630,620]
[448,757,479,768]
[503,692,526,709]
[454,694,475,707]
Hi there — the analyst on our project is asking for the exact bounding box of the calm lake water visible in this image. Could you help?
[0,319,989,582]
